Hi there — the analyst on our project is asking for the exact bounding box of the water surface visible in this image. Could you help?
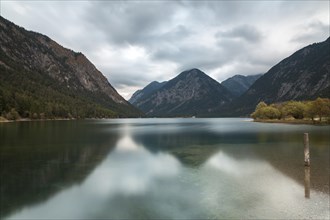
[1,118,329,219]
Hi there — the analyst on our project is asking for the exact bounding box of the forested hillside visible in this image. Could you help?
[0,16,142,119]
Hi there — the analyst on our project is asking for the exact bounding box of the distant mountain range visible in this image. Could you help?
[130,37,329,117]
[131,68,233,117]
[221,74,262,97]
[0,16,142,118]
[130,74,262,107]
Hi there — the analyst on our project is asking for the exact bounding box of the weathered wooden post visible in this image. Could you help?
[304,133,311,198]
[304,133,310,167]
[304,166,310,198]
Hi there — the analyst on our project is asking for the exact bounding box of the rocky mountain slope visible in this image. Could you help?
[229,37,330,116]
[134,68,233,117]
[221,74,262,97]
[129,81,166,105]
[0,16,142,118]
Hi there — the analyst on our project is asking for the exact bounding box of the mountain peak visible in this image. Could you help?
[178,68,206,78]
[148,81,163,87]
[131,69,233,117]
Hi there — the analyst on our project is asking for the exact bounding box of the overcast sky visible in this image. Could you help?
[1,1,329,99]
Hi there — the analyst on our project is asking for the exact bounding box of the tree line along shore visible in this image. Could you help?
[251,98,330,124]
[2,97,330,124]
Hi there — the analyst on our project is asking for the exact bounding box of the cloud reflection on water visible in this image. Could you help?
[6,135,330,219]
[201,150,330,219]
[84,135,181,196]
[6,135,187,219]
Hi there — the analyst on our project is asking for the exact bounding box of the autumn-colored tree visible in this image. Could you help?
[251,102,281,119]
[304,101,317,121]
[256,101,267,110]
[251,101,267,119]
[5,108,20,120]
[311,98,330,121]
[282,101,306,119]
[260,106,281,119]
[251,98,330,123]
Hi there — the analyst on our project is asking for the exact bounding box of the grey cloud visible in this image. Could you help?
[84,1,180,45]
[215,38,252,66]
[152,44,227,71]
[110,74,150,89]
[155,25,193,43]
[182,1,258,25]
[291,21,329,43]
[216,25,263,43]
[101,65,156,88]
[84,1,261,46]
[279,1,329,16]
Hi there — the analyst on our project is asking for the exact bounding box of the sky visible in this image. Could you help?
[1,1,329,100]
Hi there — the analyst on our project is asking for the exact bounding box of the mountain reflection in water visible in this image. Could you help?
[1,119,329,219]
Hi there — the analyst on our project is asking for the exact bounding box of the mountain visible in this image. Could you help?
[129,81,166,105]
[229,37,330,116]
[221,74,263,97]
[0,16,142,118]
[134,68,233,117]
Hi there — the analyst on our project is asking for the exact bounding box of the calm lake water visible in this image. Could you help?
[0,118,329,219]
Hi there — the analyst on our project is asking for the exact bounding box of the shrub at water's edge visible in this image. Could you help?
[251,98,330,124]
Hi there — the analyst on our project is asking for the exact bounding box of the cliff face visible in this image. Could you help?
[134,68,233,117]
[0,16,142,117]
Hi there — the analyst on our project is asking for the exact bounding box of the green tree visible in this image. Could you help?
[5,108,20,120]
[312,98,330,121]
[251,102,281,119]
[282,101,306,119]
[304,101,317,121]
[256,101,267,110]
[261,106,281,119]
[251,101,267,119]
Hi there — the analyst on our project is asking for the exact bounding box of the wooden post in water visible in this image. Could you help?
[304,133,311,198]
[304,133,310,167]
[304,166,311,198]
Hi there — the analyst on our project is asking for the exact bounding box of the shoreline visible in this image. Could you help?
[0,117,129,123]
[1,117,329,125]
[0,117,76,123]
[253,119,330,125]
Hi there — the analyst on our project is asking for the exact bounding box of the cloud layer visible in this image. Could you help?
[1,1,329,99]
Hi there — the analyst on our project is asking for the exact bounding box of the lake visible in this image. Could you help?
[0,118,329,219]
